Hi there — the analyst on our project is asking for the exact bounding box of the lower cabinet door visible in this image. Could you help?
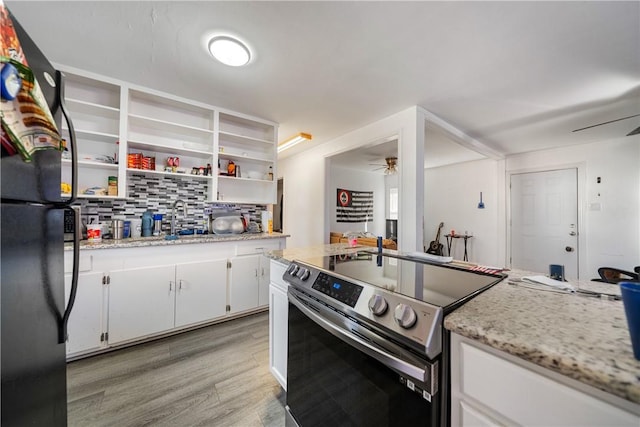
[64,271,104,355]
[174,259,227,328]
[459,401,503,427]
[229,255,260,313]
[258,256,270,307]
[108,265,176,344]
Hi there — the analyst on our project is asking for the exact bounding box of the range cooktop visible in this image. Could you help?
[297,250,504,312]
[284,251,505,359]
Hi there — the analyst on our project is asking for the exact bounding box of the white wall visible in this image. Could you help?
[279,106,424,251]
[425,158,500,266]
[277,150,325,249]
[328,166,385,236]
[280,102,639,279]
[424,135,640,277]
[506,135,640,278]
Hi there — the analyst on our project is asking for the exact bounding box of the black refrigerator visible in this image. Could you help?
[1,6,79,426]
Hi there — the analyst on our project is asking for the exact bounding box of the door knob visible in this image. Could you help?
[565,246,574,252]
[569,231,577,236]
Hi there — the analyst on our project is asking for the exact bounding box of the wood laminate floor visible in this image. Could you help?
[67,312,286,426]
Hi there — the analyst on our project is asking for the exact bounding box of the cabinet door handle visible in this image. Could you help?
[169,281,174,291]
[179,280,183,290]
[261,267,265,277]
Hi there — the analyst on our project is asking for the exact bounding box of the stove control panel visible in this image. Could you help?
[312,273,363,308]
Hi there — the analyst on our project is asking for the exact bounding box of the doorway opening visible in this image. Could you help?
[274,178,284,232]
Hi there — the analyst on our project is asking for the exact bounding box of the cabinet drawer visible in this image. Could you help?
[460,342,638,426]
[235,239,282,255]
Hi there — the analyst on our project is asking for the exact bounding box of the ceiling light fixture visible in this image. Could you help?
[208,35,251,67]
[277,133,312,153]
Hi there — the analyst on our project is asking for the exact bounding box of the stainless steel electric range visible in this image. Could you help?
[283,250,505,427]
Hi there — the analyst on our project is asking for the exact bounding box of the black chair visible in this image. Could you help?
[593,267,639,284]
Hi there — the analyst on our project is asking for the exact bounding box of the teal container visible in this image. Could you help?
[141,211,153,237]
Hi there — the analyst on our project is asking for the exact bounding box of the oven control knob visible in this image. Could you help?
[289,264,299,276]
[394,304,417,329]
[368,295,388,316]
[299,269,311,281]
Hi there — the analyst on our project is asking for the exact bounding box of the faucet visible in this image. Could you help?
[170,199,188,236]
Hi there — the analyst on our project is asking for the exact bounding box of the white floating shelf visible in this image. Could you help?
[127,168,214,181]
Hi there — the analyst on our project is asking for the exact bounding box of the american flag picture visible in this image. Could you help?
[336,188,373,223]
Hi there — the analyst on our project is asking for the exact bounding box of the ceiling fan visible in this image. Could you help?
[572,113,640,136]
[369,157,398,175]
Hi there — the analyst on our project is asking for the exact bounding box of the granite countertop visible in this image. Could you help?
[445,270,640,405]
[66,232,289,251]
[265,242,364,263]
[265,244,640,406]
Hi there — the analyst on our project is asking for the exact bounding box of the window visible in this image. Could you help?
[389,188,398,220]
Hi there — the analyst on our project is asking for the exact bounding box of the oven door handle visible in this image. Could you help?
[289,291,430,385]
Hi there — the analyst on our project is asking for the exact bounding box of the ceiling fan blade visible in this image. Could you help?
[627,126,640,136]
[572,114,640,133]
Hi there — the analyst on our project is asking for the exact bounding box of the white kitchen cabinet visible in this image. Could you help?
[59,70,123,199]
[269,260,289,390]
[174,259,227,328]
[126,89,216,199]
[229,254,272,313]
[216,112,277,204]
[229,255,260,313]
[107,265,176,344]
[64,271,105,355]
[108,260,228,344]
[58,65,278,204]
[65,238,284,357]
[450,332,640,426]
[258,255,270,307]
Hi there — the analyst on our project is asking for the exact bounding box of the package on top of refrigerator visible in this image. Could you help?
[0,0,62,162]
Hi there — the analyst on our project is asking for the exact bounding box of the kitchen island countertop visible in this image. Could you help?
[265,244,640,406]
[65,232,289,251]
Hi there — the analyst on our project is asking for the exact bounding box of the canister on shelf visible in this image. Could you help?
[128,153,142,169]
[108,176,118,196]
[142,156,155,170]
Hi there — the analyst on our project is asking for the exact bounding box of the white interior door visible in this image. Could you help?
[510,169,578,278]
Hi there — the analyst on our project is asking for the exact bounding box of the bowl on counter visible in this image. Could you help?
[211,216,245,234]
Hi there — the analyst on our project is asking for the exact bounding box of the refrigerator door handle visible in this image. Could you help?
[59,206,80,344]
[57,70,78,205]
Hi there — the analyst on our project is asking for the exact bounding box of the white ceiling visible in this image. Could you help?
[8,1,640,165]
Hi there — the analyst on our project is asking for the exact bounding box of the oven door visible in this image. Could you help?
[286,287,440,427]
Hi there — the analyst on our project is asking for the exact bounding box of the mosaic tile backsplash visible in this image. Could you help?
[75,174,267,234]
